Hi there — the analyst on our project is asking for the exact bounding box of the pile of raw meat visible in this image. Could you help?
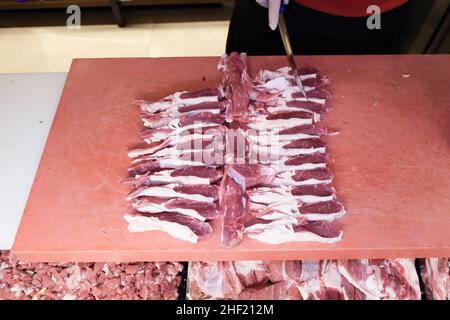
[0,251,182,300]
[2,250,450,300]
[188,258,450,300]
[125,52,344,247]
[419,258,450,300]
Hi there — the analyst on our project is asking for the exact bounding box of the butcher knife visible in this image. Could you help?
[278,2,308,98]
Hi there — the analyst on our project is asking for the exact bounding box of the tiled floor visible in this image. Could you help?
[0,5,232,72]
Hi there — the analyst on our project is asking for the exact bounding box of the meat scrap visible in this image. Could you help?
[419,258,450,300]
[187,259,421,300]
[125,52,345,247]
[0,251,182,300]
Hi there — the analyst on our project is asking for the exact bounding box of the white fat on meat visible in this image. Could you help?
[247,116,316,131]
[133,203,207,222]
[271,171,332,187]
[255,76,291,92]
[130,156,211,169]
[138,92,219,114]
[143,107,222,123]
[251,144,326,158]
[142,132,216,145]
[124,214,200,243]
[270,159,326,172]
[139,169,211,185]
[250,201,343,223]
[245,220,343,244]
[267,104,315,115]
[249,185,334,204]
[336,259,421,300]
[126,184,215,203]
[139,146,217,161]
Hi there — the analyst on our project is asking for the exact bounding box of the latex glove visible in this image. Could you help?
[256,0,289,30]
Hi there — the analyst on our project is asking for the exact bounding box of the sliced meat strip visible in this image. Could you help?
[179,88,219,99]
[247,132,318,147]
[272,172,331,187]
[173,184,219,202]
[178,101,225,113]
[249,201,299,221]
[284,153,326,166]
[137,91,219,114]
[270,153,327,171]
[131,197,219,221]
[140,169,219,185]
[297,200,345,221]
[139,127,173,143]
[291,184,335,197]
[285,100,330,114]
[292,88,331,101]
[299,200,343,214]
[291,168,332,182]
[139,125,225,144]
[128,140,172,159]
[127,157,215,178]
[249,184,333,205]
[301,74,330,89]
[294,221,342,238]
[220,174,247,248]
[142,103,224,128]
[124,212,213,243]
[298,66,320,76]
[226,164,275,189]
[283,138,326,149]
[245,218,342,244]
[279,124,324,136]
[126,184,216,203]
[247,113,317,131]
[251,142,325,159]
[128,132,219,159]
[218,52,251,122]
[170,166,223,183]
[179,112,225,127]
[247,186,294,204]
[266,111,316,120]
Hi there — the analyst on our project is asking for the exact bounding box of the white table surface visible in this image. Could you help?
[0,73,67,249]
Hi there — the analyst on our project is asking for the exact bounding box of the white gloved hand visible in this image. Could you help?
[256,0,289,31]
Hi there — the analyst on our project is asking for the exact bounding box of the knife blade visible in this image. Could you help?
[278,6,308,99]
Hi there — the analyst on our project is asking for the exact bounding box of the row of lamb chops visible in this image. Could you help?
[124,52,345,248]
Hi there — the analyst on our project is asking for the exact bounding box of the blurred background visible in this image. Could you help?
[0,0,449,73]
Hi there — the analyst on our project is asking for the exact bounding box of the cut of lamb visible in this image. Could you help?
[124,212,212,243]
[0,251,183,300]
[125,52,345,246]
[131,197,219,221]
[219,173,248,248]
[419,258,450,300]
[187,259,421,300]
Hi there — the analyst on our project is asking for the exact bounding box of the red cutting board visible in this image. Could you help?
[12,55,450,262]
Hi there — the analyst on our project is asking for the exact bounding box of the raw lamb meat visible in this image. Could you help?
[187,259,421,300]
[124,212,213,243]
[219,173,248,248]
[218,52,251,122]
[125,52,345,247]
[419,258,450,300]
[0,251,182,300]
